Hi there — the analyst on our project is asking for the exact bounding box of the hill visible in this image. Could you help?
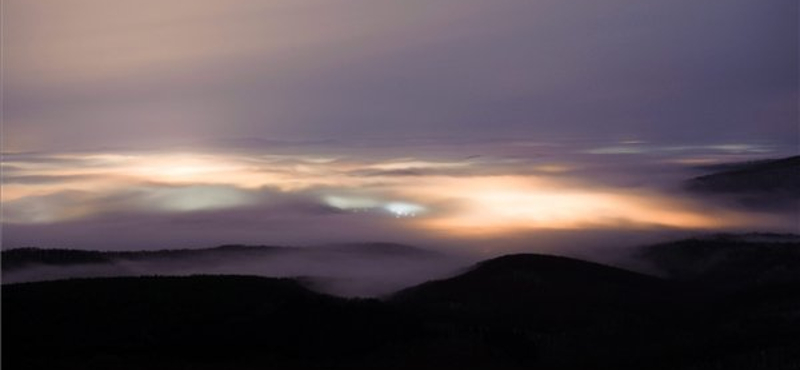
[4,238,800,369]
[1,243,464,297]
[3,275,420,370]
[389,251,800,369]
[391,253,678,326]
[686,156,800,208]
[638,233,800,290]
[1,245,292,271]
[2,275,567,370]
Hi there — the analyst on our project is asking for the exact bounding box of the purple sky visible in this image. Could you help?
[5,0,797,151]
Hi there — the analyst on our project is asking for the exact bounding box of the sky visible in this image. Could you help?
[2,0,798,253]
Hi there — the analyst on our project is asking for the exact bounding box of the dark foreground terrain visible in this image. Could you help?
[4,236,800,370]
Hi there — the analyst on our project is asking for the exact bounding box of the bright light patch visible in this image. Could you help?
[324,196,426,217]
[384,202,426,217]
[414,176,734,233]
[369,160,469,171]
[324,196,380,210]
[128,155,244,182]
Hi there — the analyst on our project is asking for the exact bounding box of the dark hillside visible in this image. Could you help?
[392,253,678,326]
[638,234,800,290]
[686,156,800,209]
[5,244,800,370]
[3,275,539,370]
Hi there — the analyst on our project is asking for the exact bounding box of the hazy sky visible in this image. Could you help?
[2,1,798,252]
[5,0,797,151]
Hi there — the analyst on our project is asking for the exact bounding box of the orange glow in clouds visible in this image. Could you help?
[403,176,743,234]
[2,152,767,233]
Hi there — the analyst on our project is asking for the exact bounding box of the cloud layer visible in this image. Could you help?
[3,140,794,252]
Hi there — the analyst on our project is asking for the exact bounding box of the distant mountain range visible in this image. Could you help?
[686,156,800,209]
[1,242,436,271]
[638,233,800,289]
[1,243,465,297]
[4,235,800,369]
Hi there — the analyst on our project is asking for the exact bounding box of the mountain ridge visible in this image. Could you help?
[6,243,800,369]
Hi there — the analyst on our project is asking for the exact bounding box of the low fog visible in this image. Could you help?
[1,244,476,297]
